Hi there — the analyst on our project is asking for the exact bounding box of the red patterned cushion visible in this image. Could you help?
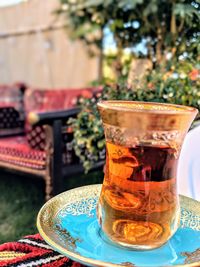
[24,88,99,150]
[24,88,97,113]
[0,136,46,170]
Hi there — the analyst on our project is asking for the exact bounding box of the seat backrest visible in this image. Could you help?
[177,124,200,201]
[24,87,97,113]
[23,87,99,153]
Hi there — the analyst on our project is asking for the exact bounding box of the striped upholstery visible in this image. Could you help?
[0,136,46,170]
[0,234,85,267]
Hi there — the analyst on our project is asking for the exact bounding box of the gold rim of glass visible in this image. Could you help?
[97,101,198,115]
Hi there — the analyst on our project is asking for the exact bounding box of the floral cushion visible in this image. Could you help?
[0,136,46,170]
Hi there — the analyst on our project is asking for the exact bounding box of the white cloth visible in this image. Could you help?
[177,125,200,201]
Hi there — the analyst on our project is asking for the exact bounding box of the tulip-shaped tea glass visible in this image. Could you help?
[97,101,198,250]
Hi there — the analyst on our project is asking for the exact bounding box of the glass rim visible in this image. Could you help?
[97,100,198,115]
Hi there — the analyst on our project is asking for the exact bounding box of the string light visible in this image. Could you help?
[0,23,66,39]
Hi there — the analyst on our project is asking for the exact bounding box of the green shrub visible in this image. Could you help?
[70,60,200,172]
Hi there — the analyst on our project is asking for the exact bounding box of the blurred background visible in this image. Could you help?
[0,0,99,88]
[0,0,199,243]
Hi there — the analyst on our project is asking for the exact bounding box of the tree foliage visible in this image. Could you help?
[57,0,200,171]
[57,0,200,68]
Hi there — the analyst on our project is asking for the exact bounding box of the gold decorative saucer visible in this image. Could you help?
[37,184,200,267]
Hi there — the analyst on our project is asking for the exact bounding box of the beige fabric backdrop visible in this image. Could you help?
[0,0,99,88]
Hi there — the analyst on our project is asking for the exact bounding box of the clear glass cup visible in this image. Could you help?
[97,101,198,250]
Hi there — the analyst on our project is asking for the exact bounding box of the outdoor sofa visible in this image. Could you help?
[0,84,103,200]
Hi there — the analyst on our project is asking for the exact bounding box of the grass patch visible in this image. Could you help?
[0,172,44,243]
[0,170,103,243]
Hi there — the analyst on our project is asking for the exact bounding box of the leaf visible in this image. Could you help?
[174,3,200,19]
[84,0,104,8]
[103,0,114,7]
[72,23,100,38]
[97,139,105,149]
[143,0,158,16]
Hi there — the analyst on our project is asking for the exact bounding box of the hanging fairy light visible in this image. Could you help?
[0,23,66,39]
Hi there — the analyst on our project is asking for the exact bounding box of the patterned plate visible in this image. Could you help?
[37,184,200,267]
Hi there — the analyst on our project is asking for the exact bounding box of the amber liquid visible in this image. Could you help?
[97,142,180,249]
